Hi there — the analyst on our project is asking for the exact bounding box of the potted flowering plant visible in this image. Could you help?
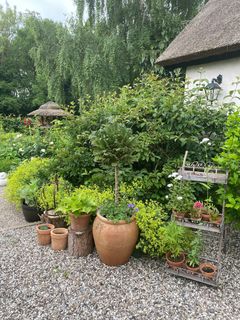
[91,122,139,266]
[166,179,196,220]
[189,201,203,222]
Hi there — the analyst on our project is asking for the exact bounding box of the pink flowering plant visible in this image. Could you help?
[190,201,204,219]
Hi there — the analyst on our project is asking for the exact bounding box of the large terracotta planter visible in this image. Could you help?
[36,223,55,245]
[69,213,90,231]
[51,228,68,251]
[93,212,139,266]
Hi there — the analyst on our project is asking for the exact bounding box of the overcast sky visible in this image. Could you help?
[0,0,76,22]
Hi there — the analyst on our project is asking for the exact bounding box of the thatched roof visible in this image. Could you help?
[28,101,70,117]
[156,0,240,67]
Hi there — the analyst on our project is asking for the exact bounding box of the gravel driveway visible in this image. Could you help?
[0,187,240,320]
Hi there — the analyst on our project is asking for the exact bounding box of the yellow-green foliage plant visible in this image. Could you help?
[135,200,168,257]
[5,157,50,208]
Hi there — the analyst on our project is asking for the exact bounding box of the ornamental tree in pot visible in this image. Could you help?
[91,122,139,266]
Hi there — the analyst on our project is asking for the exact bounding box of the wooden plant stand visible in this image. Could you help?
[68,226,94,257]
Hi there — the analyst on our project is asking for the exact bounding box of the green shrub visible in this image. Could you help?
[136,200,168,257]
[52,74,230,200]
[215,112,240,225]
[5,157,51,208]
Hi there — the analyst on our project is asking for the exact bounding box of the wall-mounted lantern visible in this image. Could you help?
[205,74,222,104]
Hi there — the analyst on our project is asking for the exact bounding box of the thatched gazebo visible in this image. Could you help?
[28,101,70,127]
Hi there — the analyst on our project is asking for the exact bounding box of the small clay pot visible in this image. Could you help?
[51,228,68,251]
[185,262,200,273]
[210,215,222,225]
[166,252,185,268]
[201,213,210,221]
[69,213,90,231]
[36,224,55,245]
[173,210,185,221]
[200,262,217,279]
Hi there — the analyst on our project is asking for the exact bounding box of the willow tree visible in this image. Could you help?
[68,0,207,99]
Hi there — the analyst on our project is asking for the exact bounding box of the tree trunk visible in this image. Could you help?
[68,226,94,257]
[114,164,119,204]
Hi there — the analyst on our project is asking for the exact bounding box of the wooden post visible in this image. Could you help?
[68,226,94,257]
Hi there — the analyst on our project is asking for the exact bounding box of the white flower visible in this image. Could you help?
[208,142,211,146]
[167,184,173,188]
[165,195,169,199]
[168,172,179,178]
[19,148,24,153]
[200,138,210,144]
[16,133,22,139]
[40,149,46,153]
[49,141,54,145]
[177,196,183,200]
[175,175,183,180]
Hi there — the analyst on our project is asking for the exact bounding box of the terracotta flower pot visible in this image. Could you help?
[210,215,222,225]
[166,252,185,268]
[93,212,139,266]
[43,210,68,228]
[185,262,200,273]
[173,210,185,220]
[69,213,90,231]
[51,228,68,251]
[200,208,210,221]
[200,262,217,279]
[36,223,55,245]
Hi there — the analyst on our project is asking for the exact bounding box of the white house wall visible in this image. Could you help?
[186,57,240,104]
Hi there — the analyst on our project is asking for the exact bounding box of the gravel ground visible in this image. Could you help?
[0,189,240,320]
[0,187,32,231]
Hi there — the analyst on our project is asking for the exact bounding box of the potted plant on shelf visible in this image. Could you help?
[164,222,190,268]
[19,179,42,222]
[166,180,195,220]
[189,201,203,222]
[199,262,217,279]
[185,231,202,272]
[91,122,139,266]
[204,198,221,225]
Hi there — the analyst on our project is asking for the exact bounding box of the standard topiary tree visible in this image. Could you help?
[91,122,139,204]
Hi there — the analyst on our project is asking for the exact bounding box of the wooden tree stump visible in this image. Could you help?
[68,226,94,257]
